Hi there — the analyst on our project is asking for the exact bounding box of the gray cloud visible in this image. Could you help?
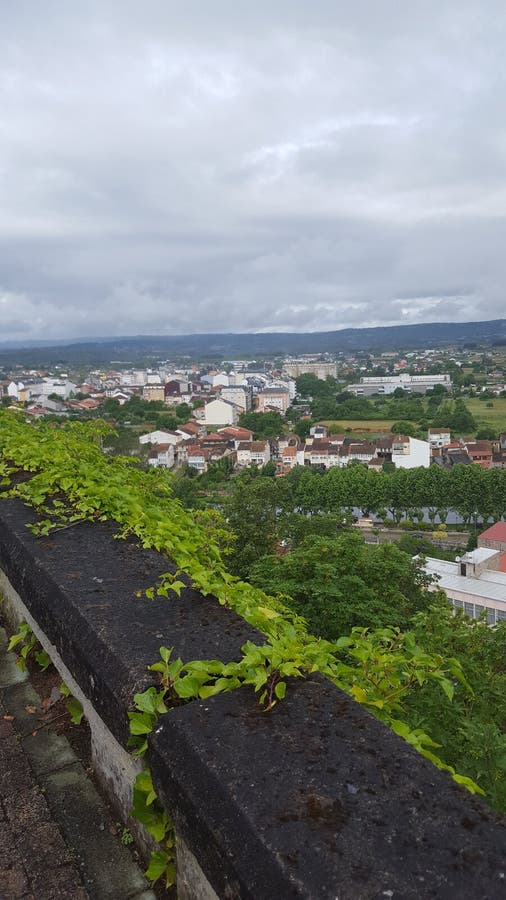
[1,1,506,341]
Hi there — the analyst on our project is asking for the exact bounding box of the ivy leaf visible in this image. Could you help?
[145,851,171,885]
[275,681,286,700]
[35,650,52,671]
[174,675,201,699]
[128,711,155,735]
[66,697,84,725]
[350,685,368,704]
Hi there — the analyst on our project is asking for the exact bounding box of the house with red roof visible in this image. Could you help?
[478,522,506,572]
[478,522,506,552]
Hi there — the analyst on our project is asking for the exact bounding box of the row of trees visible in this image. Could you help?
[275,463,506,525]
[173,463,506,559]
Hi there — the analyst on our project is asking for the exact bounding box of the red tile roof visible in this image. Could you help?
[479,522,506,543]
[218,426,253,439]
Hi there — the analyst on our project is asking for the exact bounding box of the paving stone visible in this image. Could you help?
[30,866,88,900]
[0,861,30,899]
[1,682,41,735]
[0,819,17,867]
[0,715,15,741]
[43,763,151,900]
[16,821,72,880]
[0,735,34,798]
[0,652,27,689]
[3,784,51,838]
[22,727,76,777]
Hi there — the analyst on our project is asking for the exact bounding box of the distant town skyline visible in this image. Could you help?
[2,2,506,342]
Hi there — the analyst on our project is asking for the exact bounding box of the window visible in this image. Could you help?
[464,602,475,618]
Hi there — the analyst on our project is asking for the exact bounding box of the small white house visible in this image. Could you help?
[204,398,240,427]
[392,437,431,469]
[428,428,452,449]
[236,441,271,468]
[139,430,182,446]
[147,444,175,469]
[7,381,23,400]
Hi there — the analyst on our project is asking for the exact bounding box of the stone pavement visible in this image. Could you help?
[0,626,155,900]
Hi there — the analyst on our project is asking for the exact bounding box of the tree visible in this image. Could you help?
[451,400,477,433]
[238,411,284,439]
[391,421,420,437]
[249,531,435,639]
[175,402,192,421]
[476,427,496,441]
[155,413,179,431]
[223,476,281,578]
[294,418,313,440]
[449,464,484,527]
[406,602,506,815]
[278,511,345,548]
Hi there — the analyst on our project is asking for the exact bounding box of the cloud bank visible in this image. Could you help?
[1,1,505,341]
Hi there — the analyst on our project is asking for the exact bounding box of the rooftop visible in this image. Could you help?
[423,556,506,604]
[479,521,506,543]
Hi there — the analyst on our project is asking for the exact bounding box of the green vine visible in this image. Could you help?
[0,411,485,888]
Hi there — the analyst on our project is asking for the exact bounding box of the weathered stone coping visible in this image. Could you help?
[0,499,505,899]
[0,498,258,746]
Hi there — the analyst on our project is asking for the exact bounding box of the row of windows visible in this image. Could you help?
[451,598,506,625]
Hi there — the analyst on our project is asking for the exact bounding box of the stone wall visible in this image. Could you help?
[1,499,505,899]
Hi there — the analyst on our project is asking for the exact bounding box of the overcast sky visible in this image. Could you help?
[1,2,506,342]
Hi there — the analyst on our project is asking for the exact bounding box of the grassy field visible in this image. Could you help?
[467,397,506,431]
[320,419,398,435]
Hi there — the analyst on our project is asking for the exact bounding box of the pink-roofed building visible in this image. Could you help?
[478,522,506,559]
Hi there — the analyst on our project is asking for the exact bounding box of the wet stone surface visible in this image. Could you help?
[0,626,155,900]
[151,674,506,900]
[0,499,260,747]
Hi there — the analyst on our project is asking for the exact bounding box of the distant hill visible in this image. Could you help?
[1,318,505,367]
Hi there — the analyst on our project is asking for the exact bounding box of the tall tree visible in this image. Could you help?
[249,532,435,639]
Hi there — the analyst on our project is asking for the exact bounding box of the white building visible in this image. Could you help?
[201,372,230,388]
[220,385,252,412]
[204,398,240,427]
[270,378,297,400]
[120,370,148,386]
[236,441,271,468]
[284,361,338,379]
[29,378,77,400]
[428,428,452,449]
[348,373,452,396]
[7,381,24,400]
[139,430,182,446]
[391,436,431,469]
[422,551,506,625]
[147,444,175,469]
